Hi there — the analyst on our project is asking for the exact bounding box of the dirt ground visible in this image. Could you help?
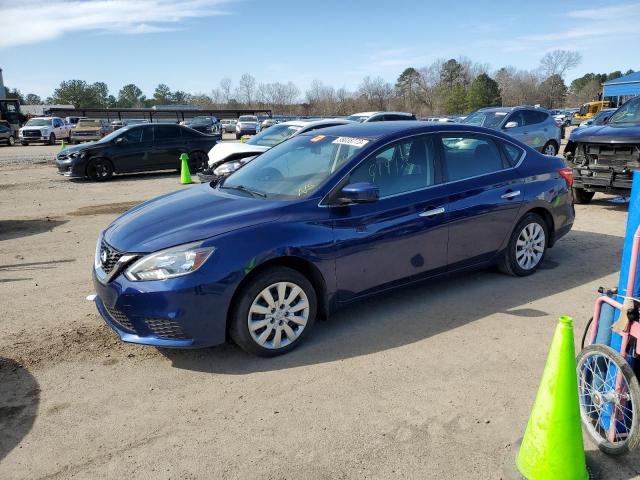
[1,159,640,479]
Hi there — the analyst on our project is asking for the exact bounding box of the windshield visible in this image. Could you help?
[608,98,640,125]
[98,126,134,143]
[346,115,370,123]
[246,124,302,147]
[190,116,213,124]
[76,120,102,128]
[25,118,51,126]
[461,111,508,129]
[220,134,365,200]
[239,116,257,123]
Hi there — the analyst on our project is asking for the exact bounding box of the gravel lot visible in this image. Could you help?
[2,147,640,479]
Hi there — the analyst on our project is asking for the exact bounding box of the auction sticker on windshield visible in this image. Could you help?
[310,134,326,143]
[332,137,369,148]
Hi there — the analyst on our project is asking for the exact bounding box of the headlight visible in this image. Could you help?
[214,162,241,176]
[124,241,215,281]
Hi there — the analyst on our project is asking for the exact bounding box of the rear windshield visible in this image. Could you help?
[239,116,257,122]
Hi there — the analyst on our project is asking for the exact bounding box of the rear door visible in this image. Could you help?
[521,110,548,150]
[152,124,184,168]
[438,132,525,269]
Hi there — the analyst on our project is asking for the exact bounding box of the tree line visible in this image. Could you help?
[5,50,634,116]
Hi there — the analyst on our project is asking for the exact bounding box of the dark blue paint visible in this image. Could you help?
[93,122,574,348]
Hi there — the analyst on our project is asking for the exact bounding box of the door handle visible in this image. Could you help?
[501,190,521,200]
[419,207,445,218]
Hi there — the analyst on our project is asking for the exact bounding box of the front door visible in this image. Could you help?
[113,125,155,172]
[438,132,524,269]
[332,134,450,300]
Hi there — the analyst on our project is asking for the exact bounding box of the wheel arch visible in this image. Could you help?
[225,255,329,340]
[520,206,556,247]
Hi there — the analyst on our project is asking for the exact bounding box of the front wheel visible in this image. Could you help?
[499,213,548,276]
[573,188,595,205]
[188,151,208,172]
[542,141,558,156]
[8,135,15,146]
[48,133,56,145]
[86,158,113,181]
[230,267,317,356]
[577,344,640,455]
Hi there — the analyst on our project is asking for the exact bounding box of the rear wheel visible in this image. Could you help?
[235,133,241,140]
[188,151,208,172]
[499,213,548,276]
[86,158,113,181]
[230,267,317,356]
[573,188,595,204]
[577,344,640,455]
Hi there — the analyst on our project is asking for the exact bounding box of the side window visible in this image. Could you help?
[180,127,200,139]
[154,125,181,140]
[367,115,384,122]
[501,142,524,167]
[440,134,507,182]
[121,126,153,143]
[505,111,524,128]
[349,135,438,197]
[522,110,546,126]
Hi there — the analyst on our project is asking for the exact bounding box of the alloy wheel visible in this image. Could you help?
[515,222,546,270]
[544,143,557,155]
[247,281,309,350]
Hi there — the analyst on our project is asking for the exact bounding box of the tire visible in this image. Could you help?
[230,266,317,357]
[499,212,548,276]
[577,344,640,455]
[86,158,113,182]
[48,133,56,145]
[573,187,595,205]
[21,141,28,146]
[188,151,208,172]
[581,317,593,349]
[542,141,558,156]
[235,133,241,140]
[8,135,15,146]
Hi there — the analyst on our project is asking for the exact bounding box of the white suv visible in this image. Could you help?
[19,117,71,145]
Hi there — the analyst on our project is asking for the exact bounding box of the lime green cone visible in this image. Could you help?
[516,316,589,480]
[60,139,65,150]
[179,153,192,185]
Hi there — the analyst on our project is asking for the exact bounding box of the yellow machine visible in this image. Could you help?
[573,100,610,124]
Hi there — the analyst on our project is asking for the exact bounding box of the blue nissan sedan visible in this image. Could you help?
[92,122,574,356]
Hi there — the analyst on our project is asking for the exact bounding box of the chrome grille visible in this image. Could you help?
[145,318,189,340]
[100,241,123,274]
[104,304,135,332]
[23,130,41,137]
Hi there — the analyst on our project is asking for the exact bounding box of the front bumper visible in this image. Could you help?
[20,135,49,142]
[92,266,230,348]
[55,157,85,177]
[572,167,633,194]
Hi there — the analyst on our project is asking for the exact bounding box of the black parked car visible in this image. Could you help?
[0,122,16,146]
[55,123,218,181]
[564,96,640,203]
[183,116,222,139]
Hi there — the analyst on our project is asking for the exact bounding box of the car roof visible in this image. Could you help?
[280,118,353,128]
[349,111,414,117]
[296,120,505,140]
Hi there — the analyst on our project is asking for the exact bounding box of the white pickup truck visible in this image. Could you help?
[19,116,71,145]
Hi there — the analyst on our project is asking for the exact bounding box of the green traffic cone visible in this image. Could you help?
[179,153,192,185]
[60,139,65,150]
[516,316,589,480]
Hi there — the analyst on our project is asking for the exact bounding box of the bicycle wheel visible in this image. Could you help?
[581,317,593,349]
[577,344,640,455]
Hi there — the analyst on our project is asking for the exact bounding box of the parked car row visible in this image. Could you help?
[89,120,575,356]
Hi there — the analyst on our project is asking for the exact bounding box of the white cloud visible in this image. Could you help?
[0,0,237,48]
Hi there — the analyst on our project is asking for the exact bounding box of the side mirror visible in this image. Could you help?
[114,137,124,145]
[504,121,518,129]
[338,182,379,204]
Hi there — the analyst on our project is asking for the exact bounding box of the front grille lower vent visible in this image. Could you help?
[104,305,135,332]
[145,318,189,340]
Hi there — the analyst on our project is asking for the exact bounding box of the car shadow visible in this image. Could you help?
[68,170,179,184]
[0,358,39,462]
[0,219,68,241]
[161,229,621,374]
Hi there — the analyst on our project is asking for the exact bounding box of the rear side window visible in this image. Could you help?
[505,111,524,127]
[155,125,181,140]
[439,134,508,182]
[121,126,153,143]
[349,135,439,197]
[501,142,524,167]
[522,110,548,126]
[181,127,201,139]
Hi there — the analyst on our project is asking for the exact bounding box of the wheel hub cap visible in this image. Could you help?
[515,223,545,270]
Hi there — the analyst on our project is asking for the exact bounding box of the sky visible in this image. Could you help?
[0,0,639,100]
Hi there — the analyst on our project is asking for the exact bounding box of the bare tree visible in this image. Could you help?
[236,73,256,105]
[358,76,393,110]
[540,50,582,78]
[219,77,232,105]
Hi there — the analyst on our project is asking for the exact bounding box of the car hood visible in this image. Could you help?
[237,122,258,127]
[207,142,269,167]
[103,184,281,253]
[21,125,51,130]
[570,123,640,143]
[59,141,100,155]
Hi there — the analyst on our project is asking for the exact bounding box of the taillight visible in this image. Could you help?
[558,167,573,188]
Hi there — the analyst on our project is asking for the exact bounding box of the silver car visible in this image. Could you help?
[220,119,237,133]
[461,106,562,155]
